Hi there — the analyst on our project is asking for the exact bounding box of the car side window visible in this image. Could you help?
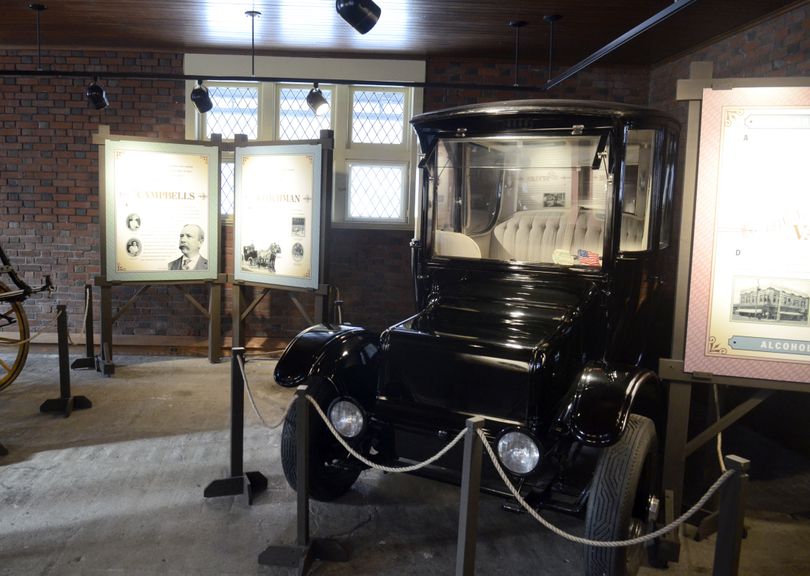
[620,129,657,252]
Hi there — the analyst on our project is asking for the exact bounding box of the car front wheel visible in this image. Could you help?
[584,414,659,576]
[280,379,361,501]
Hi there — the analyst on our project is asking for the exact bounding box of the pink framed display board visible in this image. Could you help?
[684,86,810,383]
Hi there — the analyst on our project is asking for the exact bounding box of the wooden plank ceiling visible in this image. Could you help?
[2,0,803,66]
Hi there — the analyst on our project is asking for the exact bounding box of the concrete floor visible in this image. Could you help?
[1,353,809,575]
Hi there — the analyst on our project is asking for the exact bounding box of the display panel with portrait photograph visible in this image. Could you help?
[233,144,322,290]
[103,139,220,282]
[684,86,810,384]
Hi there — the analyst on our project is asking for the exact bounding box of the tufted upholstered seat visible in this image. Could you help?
[490,210,575,263]
[489,208,606,264]
[434,208,620,264]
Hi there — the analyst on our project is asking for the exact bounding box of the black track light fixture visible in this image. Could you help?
[336,0,381,34]
[306,82,329,116]
[190,79,213,113]
[86,78,109,110]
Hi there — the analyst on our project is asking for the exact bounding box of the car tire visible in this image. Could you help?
[584,414,658,576]
[280,379,361,501]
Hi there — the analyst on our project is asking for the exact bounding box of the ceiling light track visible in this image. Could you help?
[16,0,699,98]
[544,0,698,90]
[1,68,566,93]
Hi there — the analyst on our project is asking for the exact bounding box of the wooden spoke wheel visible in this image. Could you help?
[0,282,30,392]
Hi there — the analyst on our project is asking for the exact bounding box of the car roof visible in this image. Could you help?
[411,98,679,128]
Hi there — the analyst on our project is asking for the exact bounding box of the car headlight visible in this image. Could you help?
[328,398,365,438]
[497,430,541,475]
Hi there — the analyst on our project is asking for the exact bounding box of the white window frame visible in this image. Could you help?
[345,160,409,224]
[184,54,424,231]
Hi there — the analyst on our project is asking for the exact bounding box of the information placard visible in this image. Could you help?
[684,86,810,383]
[233,144,322,290]
[104,139,220,282]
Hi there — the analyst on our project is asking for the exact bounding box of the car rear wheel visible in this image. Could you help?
[584,414,659,576]
[280,379,361,501]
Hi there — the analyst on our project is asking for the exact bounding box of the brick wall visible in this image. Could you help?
[649,3,809,130]
[425,59,651,110]
[0,50,197,344]
[1,3,806,352]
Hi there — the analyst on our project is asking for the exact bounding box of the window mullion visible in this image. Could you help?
[259,83,274,140]
[332,85,351,224]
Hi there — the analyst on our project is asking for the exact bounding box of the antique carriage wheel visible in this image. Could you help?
[0,282,30,392]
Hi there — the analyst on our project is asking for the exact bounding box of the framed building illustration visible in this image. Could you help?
[103,139,220,282]
[233,144,323,290]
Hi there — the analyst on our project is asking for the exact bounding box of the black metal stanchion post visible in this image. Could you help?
[0,443,8,457]
[258,385,348,574]
[71,284,96,370]
[204,347,268,504]
[455,416,485,576]
[713,455,750,576]
[40,304,93,417]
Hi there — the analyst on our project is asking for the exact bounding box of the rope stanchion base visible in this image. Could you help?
[258,538,348,574]
[40,304,93,418]
[71,284,95,371]
[40,395,92,417]
[204,471,268,505]
[70,357,95,370]
[94,354,115,376]
[258,386,349,575]
[203,348,268,505]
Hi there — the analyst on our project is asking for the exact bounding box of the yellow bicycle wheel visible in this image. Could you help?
[0,281,30,392]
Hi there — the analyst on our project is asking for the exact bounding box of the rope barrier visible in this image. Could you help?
[303,391,737,549]
[80,287,90,336]
[237,354,291,430]
[476,427,734,547]
[306,394,467,473]
[0,308,63,346]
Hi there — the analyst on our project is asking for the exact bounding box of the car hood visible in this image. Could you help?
[379,273,602,422]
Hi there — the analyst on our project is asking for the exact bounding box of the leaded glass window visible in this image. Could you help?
[205,85,259,140]
[347,163,407,221]
[279,85,332,140]
[351,89,405,144]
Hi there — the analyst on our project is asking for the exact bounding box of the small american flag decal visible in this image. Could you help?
[577,249,601,266]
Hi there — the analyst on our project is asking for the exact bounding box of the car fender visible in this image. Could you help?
[565,361,662,447]
[274,324,380,398]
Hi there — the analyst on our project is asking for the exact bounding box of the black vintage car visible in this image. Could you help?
[274,100,680,576]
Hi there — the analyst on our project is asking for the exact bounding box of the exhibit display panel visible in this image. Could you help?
[233,144,322,290]
[103,139,220,282]
[684,86,810,383]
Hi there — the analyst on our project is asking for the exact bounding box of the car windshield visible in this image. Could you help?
[431,133,611,268]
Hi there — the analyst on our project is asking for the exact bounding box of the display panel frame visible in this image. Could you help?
[102,138,220,282]
[683,86,810,383]
[233,143,323,290]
